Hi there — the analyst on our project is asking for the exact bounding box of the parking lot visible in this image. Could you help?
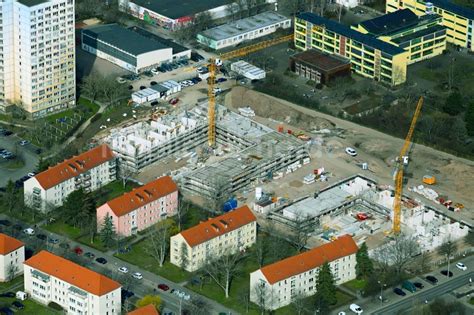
[0,127,39,188]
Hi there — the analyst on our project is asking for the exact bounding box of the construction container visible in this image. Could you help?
[423,175,436,185]
[278,125,284,133]
[287,129,292,135]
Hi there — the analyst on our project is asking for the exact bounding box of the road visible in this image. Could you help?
[0,133,39,187]
[0,214,236,315]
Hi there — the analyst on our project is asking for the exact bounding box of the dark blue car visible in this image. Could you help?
[393,288,406,296]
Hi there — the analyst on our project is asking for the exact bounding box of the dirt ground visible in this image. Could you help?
[226,87,474,224]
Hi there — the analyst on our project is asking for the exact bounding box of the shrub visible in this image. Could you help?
[90,113,102,123]
[48,302,63,311]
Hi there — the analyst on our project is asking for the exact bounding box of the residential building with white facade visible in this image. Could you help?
[250,235,358,310]
[0,0,76,118]
[170,205,257,272]
[0,233,25,282]
[96,176,179,237]
[24,144,117,212]
[197,11,291,50]
[24,250,121,314]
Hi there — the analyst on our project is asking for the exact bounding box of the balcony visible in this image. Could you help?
[69,285,87,298]
[82,174,91,181]
[33,188,41,195]
[31,269,50,283]
[82,181,91,188]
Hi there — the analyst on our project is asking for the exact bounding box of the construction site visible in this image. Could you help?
[104,103,310,201]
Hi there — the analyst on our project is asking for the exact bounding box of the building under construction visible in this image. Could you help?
[105,103,310,199]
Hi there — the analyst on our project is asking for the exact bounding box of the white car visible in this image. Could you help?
[23,228,35,236]
[151,68,160,75]
[349,303,363,314]
[456,262,467,270]
[345,147,357,157]
[183,293,190,301]
[132,272,143,279]
[118,267,129,274]
[116,77,127,84]
[338,312,346,315]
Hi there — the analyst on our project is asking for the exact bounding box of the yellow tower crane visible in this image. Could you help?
[206,34,294,146]
[392,96,424,234]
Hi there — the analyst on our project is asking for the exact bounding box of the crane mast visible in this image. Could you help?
[392,96,423,234]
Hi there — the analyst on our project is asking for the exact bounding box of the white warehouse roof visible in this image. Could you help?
[231,61,266,80]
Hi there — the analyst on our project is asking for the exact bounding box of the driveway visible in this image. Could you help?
[0,132,39,187]
[0,214,237,315]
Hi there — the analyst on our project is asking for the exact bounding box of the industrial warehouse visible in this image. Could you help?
[104,103,309,202]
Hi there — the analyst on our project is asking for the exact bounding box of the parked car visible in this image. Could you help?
[151,68,160,75]
[150,81,157,86]
[425,275,438,284]
[139,86,146,90]
[158,284,170,291]
[413,282,424,289]
[143,71,153,77]
[36,234,47,241]
[217,78,227,83]
[0,307,14,315]
[128,85,134,90]
[84,252,95,259]
[213,87,222,95]
[23,228,35,235]
[377,295,388,303]
[0,220,11,226]
[12,224,23,231]
[118,266,129,273]
[11,301,24,310]
[116,77,127,84]
[132,272,143,280]
[18,140,29,146]
[121,289,134,299]
[349,303,363,314]
[59,242,70,249]
[440,270,453,277]
[96,257,107,264]
[345,147,357,156]
[48,238,59,244]
[0,292,15,298]
[402,280,417,293]
[456,262,467,271]
[27,172,36,178]
[169,98,179,105]
[393,288,406,296]
[150,101,159,106]
[118,246,131,254]
[74,247,83,255]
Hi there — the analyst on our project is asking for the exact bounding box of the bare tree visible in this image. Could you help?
[254,237,267,267]
[289,209,313,252]
[187,296,211,315]
[238,287,251,313]
[225,2,239,21]
[438,237,458,261]
[203,248,246,298]
[81,72,103,101]
[145,221,172,267]
[7,264,19,281]
[175,195,189,232]
[180,242,189,270]
[252,281,276,314]
[290,291,310,315]
[373,234,420,275]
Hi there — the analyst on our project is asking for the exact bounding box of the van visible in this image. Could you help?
[402,280,417,293]
[16,291,28,301]
[23,228,35,236]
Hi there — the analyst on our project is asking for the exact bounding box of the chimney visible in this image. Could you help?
[144,189,153,198]
[135,193,144,202]
[220,219,228,228]
[211,223,220,232]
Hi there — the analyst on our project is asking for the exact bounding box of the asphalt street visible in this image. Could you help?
[0,214,235,315]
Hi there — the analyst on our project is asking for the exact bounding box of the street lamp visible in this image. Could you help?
[378,281,387,305]
[446,253,450,278]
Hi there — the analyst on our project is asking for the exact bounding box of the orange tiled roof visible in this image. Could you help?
[128,304,159,315]
[34,144,115,190]
[104,176,178,217]
[0,233,24,255]
[260,235,358,284]
[180,205,256,247]
[24,251,120,296]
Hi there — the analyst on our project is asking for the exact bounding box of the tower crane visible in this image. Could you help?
[206,34,294,146]
[392,96,423,234]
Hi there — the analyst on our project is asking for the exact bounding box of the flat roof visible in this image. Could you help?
[430,0,474,20]
[17,0,48,7]
[199,11,290,41]
[297,12,405,56]
[129,26,190,54]
[130,0,232,19]
[391,24,446,44]
[82,24,169,56]
[291,50,351,72]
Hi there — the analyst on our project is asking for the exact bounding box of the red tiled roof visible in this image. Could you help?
[104,176,178,217]
[260,235,358,284]
[24,251,120,296]
[128,304,159,315]
[180,205,256,247]
[0,233,24,255]
[34,144,115,190]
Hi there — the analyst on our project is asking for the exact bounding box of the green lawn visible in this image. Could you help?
[76,235,108,252]
[343,278,367,291]
[44,221,83,239]
[77,97,100,114]
[0,297,59,314]
[0,276,23,291]
[469,297,474,305]
[115,239,191,283]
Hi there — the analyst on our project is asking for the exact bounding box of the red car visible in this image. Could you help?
[74,247,83,255]
[158,284,170,291]
[169,98,179,105]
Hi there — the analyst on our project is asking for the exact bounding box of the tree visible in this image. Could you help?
[175,195,189,232]
[187,296,210,315]
[203,249,246,298]
[118,164,135,189]
[372,234,420,275]
[80,72,103,101]
[254,237,267,267]
[6,264,18,281]
[316,262,337,305]
[100,214,116,248]
[290,291,311,315]
[62,189,88,227]
[438,237,458,259]
[465,232,474,247]
[3,180,18,213]
[135,295,161,310]
[145,221,172,267]
[442,91,464,116]
[252,282,275,314]
[356,242,373,279]
[237,287,251,314]
[180,242,189,270]
[289,209,312,252]
[465,103,474,136]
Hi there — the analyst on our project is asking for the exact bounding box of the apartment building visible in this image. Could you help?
[170,205,257,272]
[24,251,121,314]
[0,0,76,118]
[96,176,179,237]
[295,12,409,85]
[386,0,474,51]
[24,144,116,212]
[353,9,447,64]
[0,234,25,282]
[250,235,358,310]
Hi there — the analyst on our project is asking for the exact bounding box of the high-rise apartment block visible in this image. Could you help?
[0,0,76,118]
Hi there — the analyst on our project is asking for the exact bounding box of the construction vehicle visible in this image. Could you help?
[206,34,294,146]
[392,97,424,234]
[422,175,436,185]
